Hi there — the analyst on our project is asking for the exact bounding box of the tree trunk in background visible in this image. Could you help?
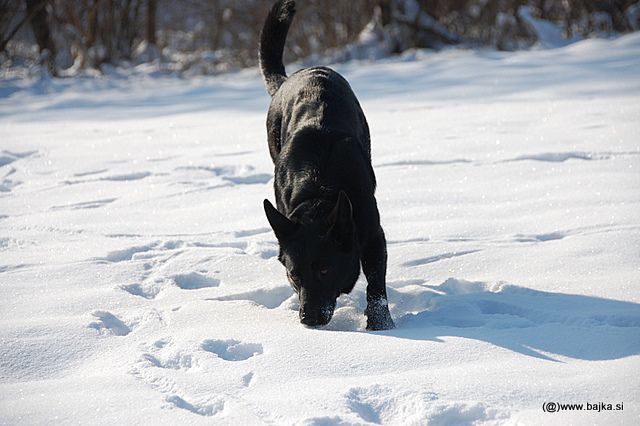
[377,0,392,26]
[146,0,156,44]
[88,0,98,47]
[375,0,459,51]
[26,0,56,75]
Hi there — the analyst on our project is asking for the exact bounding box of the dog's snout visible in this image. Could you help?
[300,313,325,326]
[300,304,333,326]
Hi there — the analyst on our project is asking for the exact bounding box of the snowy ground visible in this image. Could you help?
[1,34,639,425]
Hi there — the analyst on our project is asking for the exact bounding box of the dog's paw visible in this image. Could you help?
[365,300,395,331]
[366,314,395,330]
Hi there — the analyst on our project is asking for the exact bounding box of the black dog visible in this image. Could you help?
[259,0,394,330]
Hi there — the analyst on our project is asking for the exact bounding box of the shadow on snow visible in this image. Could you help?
[333,278,640,362]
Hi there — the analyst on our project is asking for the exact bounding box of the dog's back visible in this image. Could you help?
[259,1,374,215]
[270,67,371,158]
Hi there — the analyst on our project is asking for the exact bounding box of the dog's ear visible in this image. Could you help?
[328,191,354,251]
[264,199,299,241]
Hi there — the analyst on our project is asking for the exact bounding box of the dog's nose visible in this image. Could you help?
[300,314,322,326]
[300,311,321,326]
[300,306,332,326]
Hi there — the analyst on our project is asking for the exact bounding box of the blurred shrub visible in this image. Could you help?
[1,0,638,76]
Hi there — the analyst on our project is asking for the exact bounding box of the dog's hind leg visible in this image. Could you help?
[361,228,395,330]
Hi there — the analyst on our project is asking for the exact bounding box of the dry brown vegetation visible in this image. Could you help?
[1,0,638,75]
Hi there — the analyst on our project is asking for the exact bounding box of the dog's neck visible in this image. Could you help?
[287,168,332,227]
[289,198,335,226]
[276,127,348,225]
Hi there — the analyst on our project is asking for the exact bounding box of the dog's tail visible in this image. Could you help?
[259,0,296,97]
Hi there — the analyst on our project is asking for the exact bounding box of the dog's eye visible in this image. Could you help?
[312,262,329,278]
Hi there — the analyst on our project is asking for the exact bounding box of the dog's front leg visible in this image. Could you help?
[361,228,395,330]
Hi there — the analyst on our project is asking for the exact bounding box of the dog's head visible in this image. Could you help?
[264,191,360,326]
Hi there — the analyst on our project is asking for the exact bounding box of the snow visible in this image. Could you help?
[517,6,580,48]
[1,33,640,425]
